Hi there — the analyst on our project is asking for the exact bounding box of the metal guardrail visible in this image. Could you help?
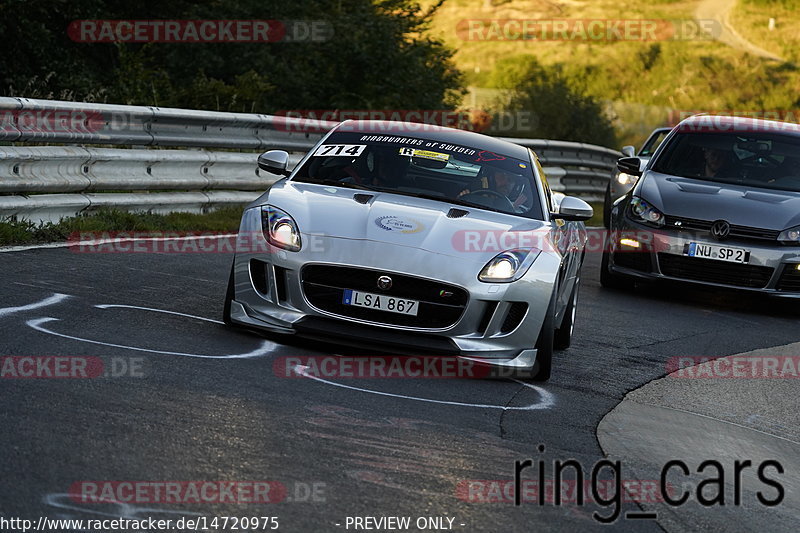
[0,97,328,149]
[0,98,620,223]
[503,138,621,200]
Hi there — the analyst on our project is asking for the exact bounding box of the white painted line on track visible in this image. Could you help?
[294,364,555,410]
[27,317,275,359]
[44,493,202,520]
[94,304,224,324]
[0,293,70,318]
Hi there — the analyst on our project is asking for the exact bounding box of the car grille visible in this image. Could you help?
[657,253,774,289]
[663,216,780,242]
[776,264,800,292]
[500,302,528,334]
[301,265,468,328]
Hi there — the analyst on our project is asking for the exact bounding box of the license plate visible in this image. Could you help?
[686,242,750,264]
[342,289,419,316]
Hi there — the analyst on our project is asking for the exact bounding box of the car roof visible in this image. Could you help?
[331,120,532,160]
[677,114,800,137]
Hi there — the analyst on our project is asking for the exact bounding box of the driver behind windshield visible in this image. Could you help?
[701,146,736,178]
[457,166,530,211]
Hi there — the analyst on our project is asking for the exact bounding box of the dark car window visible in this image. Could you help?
[638,130,669,157]
[293,131,545,219]
[651,131,800,193]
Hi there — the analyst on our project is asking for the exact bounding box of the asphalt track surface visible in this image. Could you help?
[1,244,799,532]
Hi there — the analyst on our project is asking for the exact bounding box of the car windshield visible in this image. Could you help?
[651,131,800,193]
[292,131,544,219]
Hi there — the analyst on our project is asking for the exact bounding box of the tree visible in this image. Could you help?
[0,0,464,112]
[492,56,616,147]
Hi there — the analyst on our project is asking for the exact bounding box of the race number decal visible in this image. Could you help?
[313,144,366,157]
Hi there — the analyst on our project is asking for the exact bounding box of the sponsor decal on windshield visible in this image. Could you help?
[374,216,425,234]
[399,147,450,162]
[475,150,506,162]
[358,135,479,157]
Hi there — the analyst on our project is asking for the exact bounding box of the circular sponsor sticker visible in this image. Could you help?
[374,215,424,234]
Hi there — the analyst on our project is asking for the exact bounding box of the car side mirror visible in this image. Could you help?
[258,150,291,176]
[621,145,635,158]
[617,157,643,177]
[552,196,593,222]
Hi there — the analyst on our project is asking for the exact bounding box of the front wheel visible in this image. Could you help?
[222,263,235,326]
[529,290,556,382]
[554,278,579,350]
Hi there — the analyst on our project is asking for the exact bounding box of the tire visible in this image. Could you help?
[222,263,235,326]
[600,238,634,291]
[554,278,579,350]
[530,290,556,382]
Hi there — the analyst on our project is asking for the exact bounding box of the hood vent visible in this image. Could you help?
[353,193,374,204]
[447,208,469,218]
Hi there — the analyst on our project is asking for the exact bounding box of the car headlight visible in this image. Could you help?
[478,249,541,283]
[616,172,638,186]
[261,206,301,251]
[628,196,665,227]
[778,226,800,245]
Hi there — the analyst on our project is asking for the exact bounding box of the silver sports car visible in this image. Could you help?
[223,120,593,380]
[603,115,800,297]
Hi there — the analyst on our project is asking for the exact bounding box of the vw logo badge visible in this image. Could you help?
[710,220,731,240]
[377,275,393,290]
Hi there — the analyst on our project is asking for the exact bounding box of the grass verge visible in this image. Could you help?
[0,206,246,247]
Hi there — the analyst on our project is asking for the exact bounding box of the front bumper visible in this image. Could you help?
[608,217,800,298]
[228,208,560,370]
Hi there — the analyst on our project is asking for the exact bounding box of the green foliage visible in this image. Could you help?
[491,56,617,146]
[0,207,245,246]
[743,0,799,6]
[0,0,464,111]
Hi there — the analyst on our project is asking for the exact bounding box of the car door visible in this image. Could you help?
[532,152,575,316]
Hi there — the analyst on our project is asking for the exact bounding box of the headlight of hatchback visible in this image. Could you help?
[261,206,301,251]
[778,226,800,245]
[628,196,665,227]
[479,249,541,283]
[616,172,638,186]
